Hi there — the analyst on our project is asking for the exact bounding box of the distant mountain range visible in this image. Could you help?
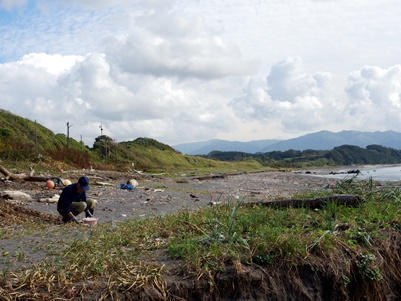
[173,130,401,155]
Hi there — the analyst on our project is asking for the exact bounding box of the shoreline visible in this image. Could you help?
[302,164,401,182]
[1,163,400,228]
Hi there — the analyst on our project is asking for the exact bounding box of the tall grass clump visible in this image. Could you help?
[166,177,401,279]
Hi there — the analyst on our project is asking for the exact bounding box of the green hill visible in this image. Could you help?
[0,109,68,152]
[0,109,263,173]
[203,144,401,167]
[3,109,401,173]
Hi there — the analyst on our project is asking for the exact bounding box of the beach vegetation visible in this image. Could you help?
[2,177,401,299]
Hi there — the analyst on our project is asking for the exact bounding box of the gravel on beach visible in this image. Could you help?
[1,168,341,225]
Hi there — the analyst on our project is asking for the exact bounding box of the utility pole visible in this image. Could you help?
[99,124,103,136]
[67,122,73,148]
[34,120,38,155]
[114,139,118,162]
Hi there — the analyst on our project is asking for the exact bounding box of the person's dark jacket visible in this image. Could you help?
[57,183,88,214]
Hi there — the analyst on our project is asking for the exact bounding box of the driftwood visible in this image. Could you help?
[193,173,227,181]
[0,164,62,183]
[2,191,33,201]
[244,194,364,209]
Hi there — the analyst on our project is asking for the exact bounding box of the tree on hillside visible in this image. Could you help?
[93,135,116,160]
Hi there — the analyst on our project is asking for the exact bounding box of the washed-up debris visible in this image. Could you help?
[0,163,63,184]
[38,194,60,203]
[127,179,139,187]
[96,181,114,186]
[102,207,115,212]
[244,194,364,209]
[208,201,222,207]
[63,179,72,186]
[46,180,55,190]
[324,183,337,189]
[2,190,32,201]
[192,173,227,181]
[120,183,136,190]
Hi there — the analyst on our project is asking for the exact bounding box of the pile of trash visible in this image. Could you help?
[119,179,139,191]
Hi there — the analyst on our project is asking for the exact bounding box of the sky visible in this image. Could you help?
[1,0,401,147]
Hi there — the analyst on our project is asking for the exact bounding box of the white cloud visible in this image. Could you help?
[344,65,401,130]
[229,57,334,132]
[0,51,238,145]
[267,57,332,102]
[230,58,401,137]
[105,11,257,79]
[53,0,169,9]
[0,0,27,10]
[17,53,83,75]
[1,0,401,146]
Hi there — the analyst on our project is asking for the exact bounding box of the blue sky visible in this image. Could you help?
[1,0,401,147]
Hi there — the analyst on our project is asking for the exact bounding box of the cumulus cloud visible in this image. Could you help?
[1,0,401,147]
[267,57,332,102]
[105,11,256,79]
[344,65,401,130]
[229,58,401,137]
[2,50,401,146]
[16,53,83,75]
[0,51,236,146]
[229,57,334,132]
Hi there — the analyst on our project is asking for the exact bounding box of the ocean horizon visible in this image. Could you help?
[314,164,401,182]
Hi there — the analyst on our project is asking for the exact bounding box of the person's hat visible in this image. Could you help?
[78,176,90,191]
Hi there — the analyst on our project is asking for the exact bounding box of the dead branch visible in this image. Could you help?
[0,164,12,178]
[0,164,62,183]
[244,194,364,209]
[192,173,227,181]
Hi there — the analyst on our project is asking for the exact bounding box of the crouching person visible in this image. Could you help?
[57,176,96,223]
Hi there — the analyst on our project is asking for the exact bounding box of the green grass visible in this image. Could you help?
[0,109,296,174]
[2,177,401,298]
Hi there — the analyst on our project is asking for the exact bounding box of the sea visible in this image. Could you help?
[314,165,401,182]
